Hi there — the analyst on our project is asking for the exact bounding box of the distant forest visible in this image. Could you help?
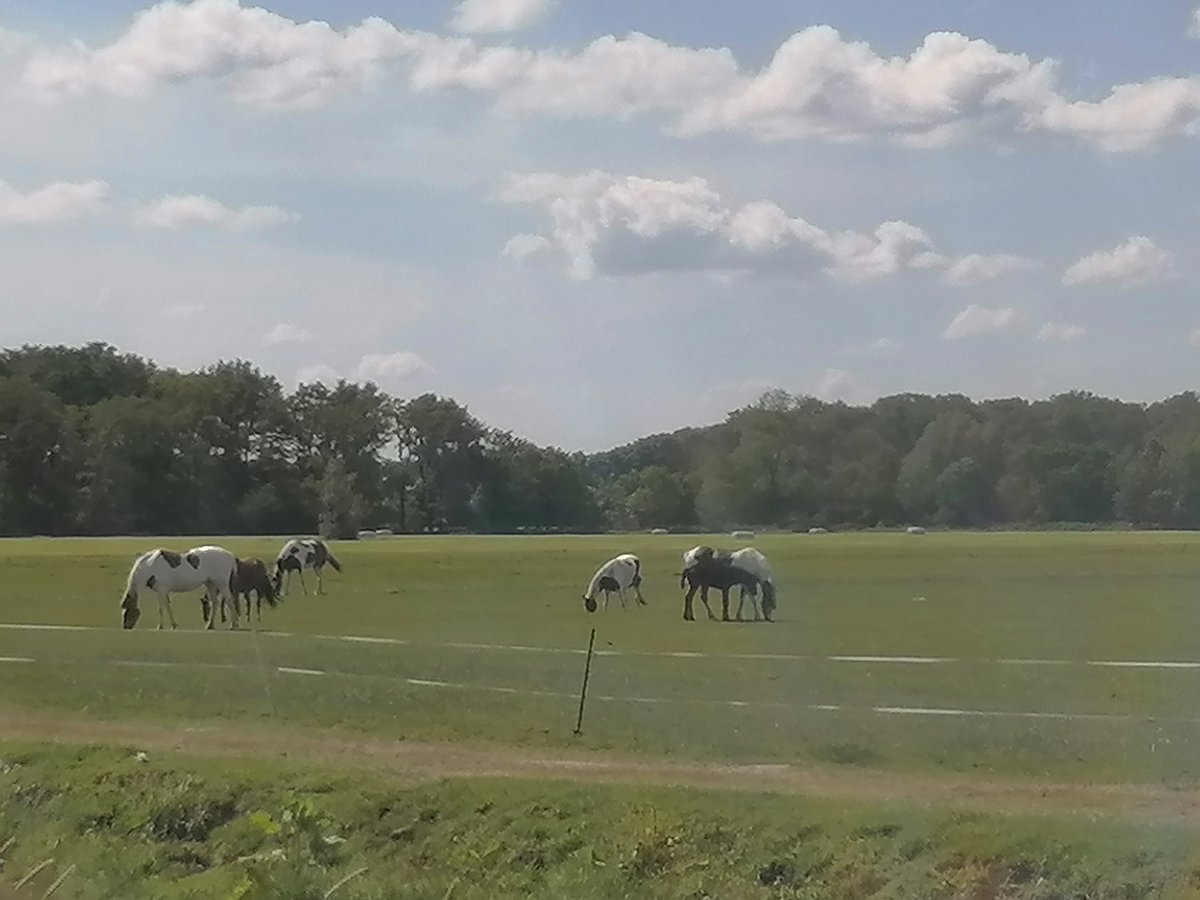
[1,343,1198,537]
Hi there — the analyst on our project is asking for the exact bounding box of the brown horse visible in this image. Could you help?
[679,546,762,622]
[202,557,280,625]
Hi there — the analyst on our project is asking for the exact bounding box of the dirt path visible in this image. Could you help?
[3,711,1199,827]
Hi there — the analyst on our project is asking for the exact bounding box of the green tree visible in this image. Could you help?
[0,377,82,535]
[396,394,488,530]
[317,457,365,540]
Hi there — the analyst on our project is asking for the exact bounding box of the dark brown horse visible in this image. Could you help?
[203,557,279,625]
[679,546,762,622]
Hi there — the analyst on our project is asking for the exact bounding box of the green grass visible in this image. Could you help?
[3,742,1200,900]
[2,533,1200,781]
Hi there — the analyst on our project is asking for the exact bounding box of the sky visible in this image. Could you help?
[0,2,1198,451]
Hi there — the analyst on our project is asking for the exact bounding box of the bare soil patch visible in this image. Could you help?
[3,711,1199,827]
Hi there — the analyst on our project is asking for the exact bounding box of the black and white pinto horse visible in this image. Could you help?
[272,538,343,596]
[582,553,645,612]
[679,546,777,622]
[121,545,240,631]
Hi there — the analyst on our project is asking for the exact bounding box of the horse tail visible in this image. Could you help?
[630,556,642,588]
[327,552,343,573]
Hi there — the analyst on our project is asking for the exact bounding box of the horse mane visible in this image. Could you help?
[123,551,153,597]
[584,565,609,600]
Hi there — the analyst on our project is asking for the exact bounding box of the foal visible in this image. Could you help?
[204,557,280,626]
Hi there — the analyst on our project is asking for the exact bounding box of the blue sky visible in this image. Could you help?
[1,1,1198,450]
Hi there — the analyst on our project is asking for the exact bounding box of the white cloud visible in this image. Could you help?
[815,368,869,403]
[840,337,901,355]
[943,304,1024,339]
[501,170,952,281]
[297,364,341,386]
[1192,8,1200,38]
[263,323,313,345]
[1062,236,1170,286]
[1188,329,1200,348]
[1036,322,1087,342]
[451,0,556,34]
[0,26,33,56]
[939,253,1040,287]
[501,233,552,261]
[1035,78,1200,152]
[24,0,416,109]
[0,179,109,224]
[134,194,296,231]
[355,351,436,383]
[23,9,1200,151]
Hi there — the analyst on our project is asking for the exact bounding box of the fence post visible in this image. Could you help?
[573,628,597,736]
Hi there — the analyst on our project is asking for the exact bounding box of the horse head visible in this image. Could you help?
[120,591,141,630]
[761,581,777,620]
[269,560,285,595]
[582,594,597,613]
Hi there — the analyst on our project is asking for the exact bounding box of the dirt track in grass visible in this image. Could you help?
[4,711,1200,827]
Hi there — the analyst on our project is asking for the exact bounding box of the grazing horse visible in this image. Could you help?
[272,538,343,596]
[728,548,777,621]
[121,546,239,631]
[204,557,279,626]
[679,546,763,622]
[682,545,778,622]
[582,554,645,612]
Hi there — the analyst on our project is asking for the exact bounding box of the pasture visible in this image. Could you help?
[2,531,1200,785]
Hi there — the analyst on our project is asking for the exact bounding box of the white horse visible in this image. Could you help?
[582,554,645,612]
[272,538,343,596]
[729,547,777,621]
[681,545,777,621]
[120,545,240,631]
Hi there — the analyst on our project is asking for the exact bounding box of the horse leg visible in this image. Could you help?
[165,593,179,630]
[720,588,731,622]
[298,570,309,595]
[221,582,240,631]
[317,566,325,595]
[618,588,628,610]
[736,587,746,622]
[699,586,716,621]
[683,584,696,621]
[634,583,647,606]
[156,592,166,630]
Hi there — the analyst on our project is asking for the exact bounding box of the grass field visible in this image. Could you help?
[2,531,1200,783]
[5,743,1200,900]
[5,532,1200,897]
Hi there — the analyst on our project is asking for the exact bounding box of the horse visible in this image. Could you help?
[582,553,645,612]
[728,547,777,621]
[678,546,763,622]
[272,538,343,596]
[120,546,239,631]
[681,545,777,622]
[203,557,279,626]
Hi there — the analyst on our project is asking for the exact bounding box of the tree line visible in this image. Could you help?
[1,344,1198,536]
